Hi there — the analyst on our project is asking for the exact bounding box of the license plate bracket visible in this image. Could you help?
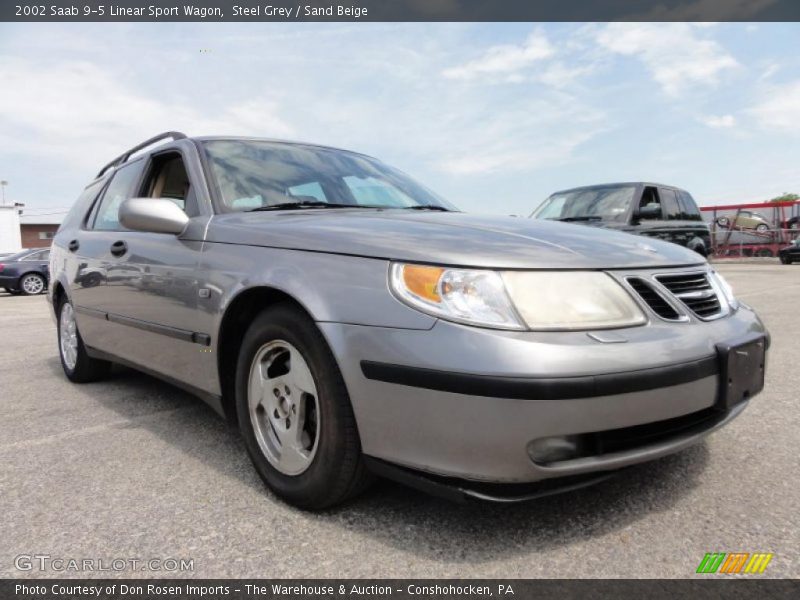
[716,335,766,410]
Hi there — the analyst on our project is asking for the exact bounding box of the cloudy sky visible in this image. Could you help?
[1,22,799,220]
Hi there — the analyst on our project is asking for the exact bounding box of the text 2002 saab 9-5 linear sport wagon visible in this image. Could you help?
[49,132,769,509]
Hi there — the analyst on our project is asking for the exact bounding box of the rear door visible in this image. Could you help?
[21,249,50,278]
[657,187,696,248]
[675,190,711,255]
[66,160,147,349]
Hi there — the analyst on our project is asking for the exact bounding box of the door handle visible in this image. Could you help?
[68,239,80,252]
[110,240,128,257]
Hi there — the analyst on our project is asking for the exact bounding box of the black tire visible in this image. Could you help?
[18,272,46,295]
[756,224,769,233]
[56,296,112,383]
[235,303,371,510]
[781,257,792,264]
[716,216,730,227]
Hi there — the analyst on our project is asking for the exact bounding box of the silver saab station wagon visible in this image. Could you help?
[49,132,768,509]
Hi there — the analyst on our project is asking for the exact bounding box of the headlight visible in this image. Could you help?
[390,264,646,331]
[503,271,646,330]
[390,264,524,329]
[708,270,739,311]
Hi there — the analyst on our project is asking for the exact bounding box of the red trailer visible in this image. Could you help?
[701,200,800,258]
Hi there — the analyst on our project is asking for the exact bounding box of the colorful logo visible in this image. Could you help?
[696,552,773,574]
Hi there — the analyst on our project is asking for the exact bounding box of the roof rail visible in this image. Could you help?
[96,131,187,178]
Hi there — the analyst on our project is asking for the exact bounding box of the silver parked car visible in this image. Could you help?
[50,132,768,509]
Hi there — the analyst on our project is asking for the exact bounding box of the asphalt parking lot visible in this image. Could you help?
[1,263,797,579]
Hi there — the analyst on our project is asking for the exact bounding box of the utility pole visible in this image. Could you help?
[0,181,7,206]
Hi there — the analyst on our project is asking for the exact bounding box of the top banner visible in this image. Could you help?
[3,0,800,22]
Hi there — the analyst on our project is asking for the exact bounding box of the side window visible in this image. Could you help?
[140,153,198,217]
[24,250,46,261]
[678,191,702,221]
[64,180,105,231]
[92,161,145,230]
[660,188,682,220]
[639,186,663,220]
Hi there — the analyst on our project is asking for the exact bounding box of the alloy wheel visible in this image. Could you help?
[22,274,45,295]
[248,340,320,476]
[59,303,79,371]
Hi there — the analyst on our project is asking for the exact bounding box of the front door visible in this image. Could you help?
[73,150,209,386]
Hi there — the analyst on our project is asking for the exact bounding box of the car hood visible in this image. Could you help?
[205,209,705,269]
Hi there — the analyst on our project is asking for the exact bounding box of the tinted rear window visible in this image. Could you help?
[61,179,107,231]
[660,188,682,220]
[677,191,703,221]
[90,160,146,230]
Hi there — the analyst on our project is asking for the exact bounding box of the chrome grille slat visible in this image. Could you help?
[673,289,716,300]
[625,277,682,321]
[655,272,722,319]
[624,270,726,322]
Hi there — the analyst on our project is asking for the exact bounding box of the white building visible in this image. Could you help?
[0,204,23,254]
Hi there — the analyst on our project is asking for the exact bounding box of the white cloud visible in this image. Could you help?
[596,23,737,96]
[749,80,800,133]
[0,57,294,170]
[759,63,780,81]
[434,94,607,175]
[442,30,554,82]
[700,114,736,128]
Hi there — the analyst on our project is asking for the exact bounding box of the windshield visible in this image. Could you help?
[202,140,455,212]
[532,186,636,223]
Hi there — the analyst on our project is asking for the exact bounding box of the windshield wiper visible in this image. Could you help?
[246,201,360,212]
[555,216,603,222]
[403,205,452,212]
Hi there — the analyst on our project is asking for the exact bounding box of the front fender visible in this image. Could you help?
[202,243,436,335]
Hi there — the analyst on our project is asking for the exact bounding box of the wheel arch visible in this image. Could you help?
[50,274,72,316]
[216,285,319,425]
[17,270,49,293]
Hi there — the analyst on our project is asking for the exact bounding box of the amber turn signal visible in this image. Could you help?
[401,265,444,303]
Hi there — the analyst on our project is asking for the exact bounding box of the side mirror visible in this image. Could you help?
[119,198,189,235]
[637,203,662,220]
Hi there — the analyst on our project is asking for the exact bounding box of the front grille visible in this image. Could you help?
[592,406,723,455]
[655,272,722,319]
[529,406,726,466]
[626,277,681,320]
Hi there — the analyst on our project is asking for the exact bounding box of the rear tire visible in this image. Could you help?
[235,303,371,510]
[57,297,112,383]
[19,273,46,295]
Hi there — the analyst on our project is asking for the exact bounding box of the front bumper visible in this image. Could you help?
[320,304,767,484]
